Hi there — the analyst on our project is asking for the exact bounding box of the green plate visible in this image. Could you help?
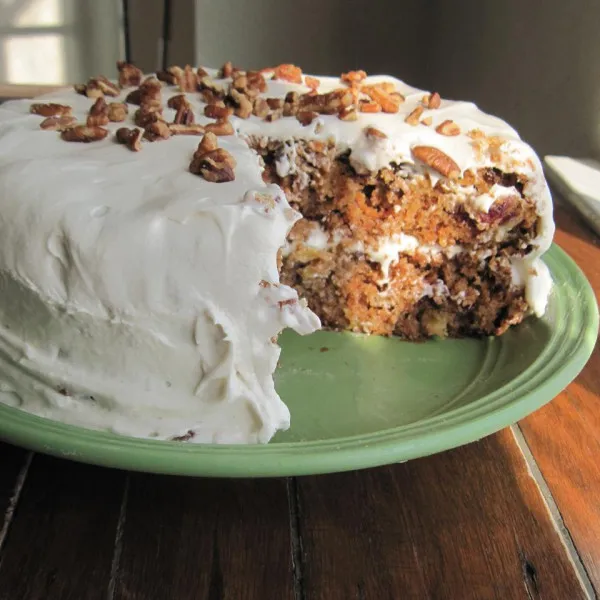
[0,244,597,477]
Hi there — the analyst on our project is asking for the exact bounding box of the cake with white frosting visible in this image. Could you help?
[0,61,553,443]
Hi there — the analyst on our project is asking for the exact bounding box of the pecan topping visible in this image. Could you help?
[271,63,303,84]
[30,103,72,117]
[61,125,108,143]
[305,76,320,90]
[178,65,198,92]
[283,92,299,117]
[87,97,109,127]
[198,76,226,102]
[299,88,353,115]
[365,126,387,139]
[134,107,163,128]
[218,61,234,78]
[125,88,142,105]
[138,77,163,110]
[117,61,143,87]
[362,84,402,113]
[167,94,189,110]
[296,111,319,126]
[108,102,128,122]
[246,71,267,94]
[341,70,367,85]
[205,120,234,136]
[228,89,253,119]
[143,121,171,141]
[359,100,381,113]
[92,76,120,97]
[404,105,424,126]
[204,103,233,120]
[197,67,209,78]
[168,124,206,135]
[115,127,143,151]
[196,131,218,154]
[190,147,236,183]
[412,146,460,179]
[265,110,282,123]
[425,92,441,109]
[173,104,195,125]
[39,116,77,131]
[421,116,432,126]
[435,119,461,136]
[156,69,178,85]
[253,97,270,118]
[338,106,358,121]
[266,98,284,110]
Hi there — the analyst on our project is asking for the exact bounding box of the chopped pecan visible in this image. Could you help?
[87,97,109,127]
[412,146,460,179]
[218,61,234,78]
[138,77,163,109]
[134,107,163,128]
[265,110,282,122]
[168,124,205,135]
[195,131,219,155]
[117,61,143,87]
[305,76,320,90]
[39,115,77,131]
[338,106,358,121]
[190,147,236,183]
[178,65,198,92]
[197,66,209,78]
[30,103,72,117]
[61,125,108,143]
[425,92,441,109]
[84,81,104,99]
[246,71,267,94]
[174,104,195,125]
[299,88,353,115]
[283,91,299,116]
[253,97,270,118]
[143,120,171,141]
[435,119,461,136]
[167,94,189,110]
[296,111,319,126]
[228,89,253,119]
[74,83,87,95]
[341,70,367,85]
[359,100,381,113]
[125,88,142,105]
[272,63,303,84]
[198,76,225,102]
[204,103,233,120]
[405,105,424,126]
[365,126,387,139]
[421,116,433,126]
[362,84,402,113]
[266,98,284,110]
[92,76,120,97]
[205,119,234,136]
[115,127,143,151]
[232,73,248,92]
[156,69,178,85]
[108,102,128,122]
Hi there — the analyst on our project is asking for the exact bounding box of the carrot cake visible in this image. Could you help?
[0,62,553,443]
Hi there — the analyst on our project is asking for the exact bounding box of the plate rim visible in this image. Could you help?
[0,243,597,477]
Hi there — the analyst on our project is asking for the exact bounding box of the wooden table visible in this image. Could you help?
[0,204,598,600]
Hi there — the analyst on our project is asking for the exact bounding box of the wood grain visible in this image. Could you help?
[519,204,600,593]
[113,474,294,600]
[294,428,586,600]
[0,455,126,600]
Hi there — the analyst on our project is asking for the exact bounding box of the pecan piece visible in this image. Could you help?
[341,70,367,85]
[87,97,109,126]
[296,111,319,126]
[362,84,402,113]
[204,103,233,120]
[93,76,120,97]
[425,92,441,109]
[253,97,270,118]
[404,105,424,126]
[108,102,128,122]
[178,65,198,92]
[227,88,253,119]
[174,104,195,125]
[61,125,108,143]
[246,71,267,94]
[143,121,171,141]
[266,98,284,110]
[39,116,78,131]
[412,146,460,179]
[435,119,461,136]
[190,147,236,183]
[125,88,142,105]
[196,131,218,154]
[134,107,163,128]
[167,94,189,110]
[115,127,143,151]
[365,126,387,139]
[156,69,178,85]
[218,61,234,78]
[197,67,209,78]
[338,106,358,121]
[421,116,433,126]
[117,61,143,87]
[305,76,320,90]
[359,100,381,113]
[30,103,72,117]
[205,119,234,136]
[168,124,206,135]
[282,91,299,117]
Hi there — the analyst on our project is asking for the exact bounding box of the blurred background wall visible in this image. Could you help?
[1,0,599,160]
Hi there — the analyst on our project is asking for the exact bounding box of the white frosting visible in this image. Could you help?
[0,66,554,441]
[472,184,519,213]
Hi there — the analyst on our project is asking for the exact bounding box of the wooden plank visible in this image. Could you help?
[295,428,586,600]
[0,454,126,600]
[113,475,293,600]
[519,204,600,593]
[0,443,31,551]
